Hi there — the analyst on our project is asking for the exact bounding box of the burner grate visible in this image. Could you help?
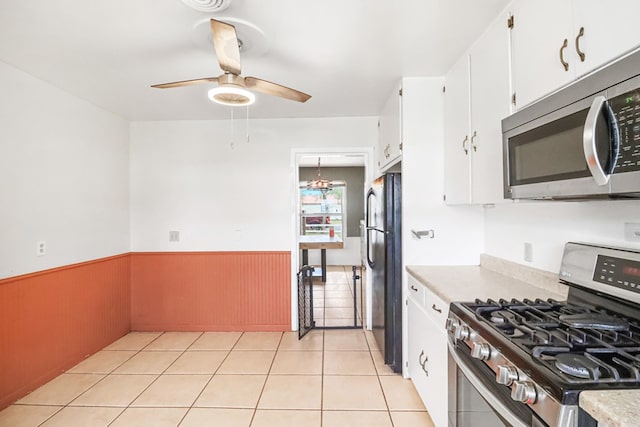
[467,298,640,383]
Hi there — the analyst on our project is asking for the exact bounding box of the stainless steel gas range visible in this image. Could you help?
[447,242,640,427]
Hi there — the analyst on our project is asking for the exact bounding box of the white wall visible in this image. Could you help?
[129,117,377,252]
[400,77,485,378]
[0,61,130,279]
[402,77,484,268]
[484,200,640,273]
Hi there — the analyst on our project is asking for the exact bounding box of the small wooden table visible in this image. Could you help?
[299,236,344,282]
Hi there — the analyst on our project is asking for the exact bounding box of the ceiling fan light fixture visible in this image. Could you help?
[208,85,255,106]
[181,0,232,13]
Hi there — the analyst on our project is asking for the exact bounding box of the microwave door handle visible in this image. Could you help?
[583,95,612,186]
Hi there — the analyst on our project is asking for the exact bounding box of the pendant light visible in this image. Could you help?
[306,157,333,190]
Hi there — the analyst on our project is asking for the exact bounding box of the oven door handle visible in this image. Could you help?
[447,340,529,427]
[583,95,620,186]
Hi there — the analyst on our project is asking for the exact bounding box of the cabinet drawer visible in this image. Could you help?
[424,287,448,329]
[407,275,425,306]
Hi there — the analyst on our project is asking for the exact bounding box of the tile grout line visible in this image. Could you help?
[173,331,241,427]
[320,328,325,426]
[246,331,284,426]
[106,331,202,427]
[33,331,167,427]
[364,327,396,427]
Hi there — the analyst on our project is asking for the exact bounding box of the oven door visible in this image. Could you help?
[447,339,546,427]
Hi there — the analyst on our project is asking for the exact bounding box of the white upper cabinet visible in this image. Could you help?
[510,0,573,109]
[378,84,402,172]
[511,0,640,109]
[572,1,640,76]
[469,10,512,205]
[444,9,512,205]
[443,55,471,205]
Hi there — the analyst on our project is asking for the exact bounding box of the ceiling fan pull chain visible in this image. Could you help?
[230,108,235,149]
[246,105,250,143]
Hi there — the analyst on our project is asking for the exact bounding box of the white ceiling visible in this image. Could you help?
[0,0,509,121]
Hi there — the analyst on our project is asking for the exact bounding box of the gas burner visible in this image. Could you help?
[489,310,513,325]
[559,313,630,331]
[555,353,601,379]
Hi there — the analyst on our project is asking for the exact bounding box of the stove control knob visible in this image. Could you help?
[454,325,471,341]
[511,381,537,405]
[496,365,519,386]
[470,342,491,360]
[445,318,459,333]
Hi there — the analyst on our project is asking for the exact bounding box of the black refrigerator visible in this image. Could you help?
[365,173,402,373]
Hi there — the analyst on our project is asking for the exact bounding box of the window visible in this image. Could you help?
[300,185,345,240]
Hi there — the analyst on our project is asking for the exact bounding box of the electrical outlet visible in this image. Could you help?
[37,241,46,256]
[624,223,640,242]
[169,231,180,242]
[524,242,533,262]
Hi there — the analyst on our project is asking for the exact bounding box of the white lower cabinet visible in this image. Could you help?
[407,280,448,427]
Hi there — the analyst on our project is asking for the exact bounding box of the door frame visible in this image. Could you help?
[290,147,375,331]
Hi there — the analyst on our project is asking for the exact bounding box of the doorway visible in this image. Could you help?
[291,148,374,333]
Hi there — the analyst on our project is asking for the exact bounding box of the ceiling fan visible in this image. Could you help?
[151,19,311,106]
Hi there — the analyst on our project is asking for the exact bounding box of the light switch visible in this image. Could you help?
[169,231,180,242]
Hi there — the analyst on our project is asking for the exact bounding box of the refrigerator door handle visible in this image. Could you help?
[366,228,375,268]
[365,187,375,229]
[365,187,376,268]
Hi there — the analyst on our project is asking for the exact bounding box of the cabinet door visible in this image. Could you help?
[425,325,448,427]
[407,298,430,408]
[407,298,448,427]
[378,84,402,171]
[469,10,512,205]
[443,54,471,205]
[511,0,573,109]
[573,0,640,78]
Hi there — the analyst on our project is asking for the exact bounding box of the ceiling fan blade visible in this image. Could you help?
[245,77,311,103]
[151,77,219,89]
[210,19,242,75]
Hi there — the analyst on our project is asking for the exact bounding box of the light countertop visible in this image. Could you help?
[406,256,638,427]
[406,264,567,304]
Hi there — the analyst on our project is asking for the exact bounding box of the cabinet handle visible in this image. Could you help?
[462,135,469,155]
[471,131,477,152]
[559,38,569,71]
[410,285,418,292]
[431,304,442,314]
[575,26,586,62]
[419,350,429,376]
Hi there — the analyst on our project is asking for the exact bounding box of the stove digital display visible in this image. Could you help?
[624,266,640,278]
[594,255,640,292]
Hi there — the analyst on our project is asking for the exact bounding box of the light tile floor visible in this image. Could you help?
[0,329,435,427]
[1,265,422,426]
[313,266,364,328]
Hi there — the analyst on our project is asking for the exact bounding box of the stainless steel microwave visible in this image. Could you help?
[502,49,640,200]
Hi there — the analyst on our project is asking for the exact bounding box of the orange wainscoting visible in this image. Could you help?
[0,254,131,410]
[130,252,291,332]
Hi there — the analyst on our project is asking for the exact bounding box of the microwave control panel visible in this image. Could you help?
[610,89,640,173]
